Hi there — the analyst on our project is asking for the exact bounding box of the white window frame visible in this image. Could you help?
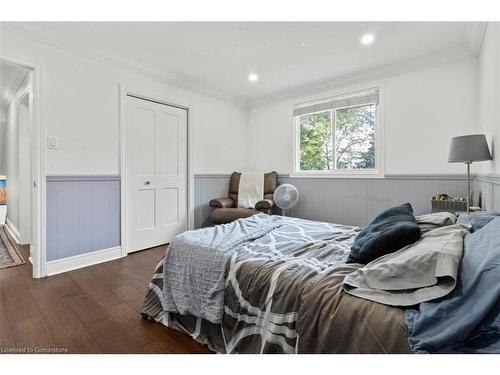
[292,85,385,178]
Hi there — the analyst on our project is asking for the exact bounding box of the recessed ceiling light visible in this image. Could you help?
[248,73,259,82]
[300,42,306,47]
[361,33,375,45]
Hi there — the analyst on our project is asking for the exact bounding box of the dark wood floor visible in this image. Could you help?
[0,235,210,354]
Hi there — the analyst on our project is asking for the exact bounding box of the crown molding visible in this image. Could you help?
[1,22,480,111]
[247,45,475,109]
[463,22,488,55]
[0,22,247,108]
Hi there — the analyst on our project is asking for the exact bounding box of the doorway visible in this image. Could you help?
[0,56,42,277]
[123,94,189,253]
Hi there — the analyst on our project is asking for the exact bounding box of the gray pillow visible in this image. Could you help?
[457,212,500,232]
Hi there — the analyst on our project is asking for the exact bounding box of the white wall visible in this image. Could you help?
[0,28,249,175]
[3,71,32,243]
[247,58,477,175]
[477,23,500,174]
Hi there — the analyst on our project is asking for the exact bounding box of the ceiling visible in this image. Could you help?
[0,60,29,110]
[6,22,479,104]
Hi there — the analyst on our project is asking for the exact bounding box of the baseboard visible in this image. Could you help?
[5,218,20,245]
[46,246,123,276]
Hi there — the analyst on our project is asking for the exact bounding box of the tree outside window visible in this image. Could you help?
[298,104,376,172]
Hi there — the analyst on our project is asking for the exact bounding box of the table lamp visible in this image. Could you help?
[448,134,492,213]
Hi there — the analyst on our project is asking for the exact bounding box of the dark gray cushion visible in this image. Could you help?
[347,203,421,264]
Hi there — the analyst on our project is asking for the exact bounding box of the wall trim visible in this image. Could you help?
[1,22,478,111]
[0,22,245,108]
[46,174,121,182]
[475,173,500,185]
[248,46,474,108]
[195,173,470,181]
[383,173,468,180]
[5,218,20,245]
[45,246,123,276]
[194,174,234,179]
[0,54,46,279]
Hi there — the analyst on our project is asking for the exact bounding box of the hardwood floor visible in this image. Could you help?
[0,238,210,354]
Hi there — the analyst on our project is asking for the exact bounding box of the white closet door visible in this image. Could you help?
[126,95,187,253]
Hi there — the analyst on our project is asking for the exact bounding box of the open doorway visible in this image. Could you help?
[0,58,39,273]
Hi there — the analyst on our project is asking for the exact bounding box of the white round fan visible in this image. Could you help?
[273,184,299,216]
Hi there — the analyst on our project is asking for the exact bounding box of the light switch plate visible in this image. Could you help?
[47,136,59,149]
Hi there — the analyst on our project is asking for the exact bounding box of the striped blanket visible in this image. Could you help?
[142,215,411,353]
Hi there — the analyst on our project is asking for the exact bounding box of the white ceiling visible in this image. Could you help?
[0,60,29,110]
[8,22,478,104]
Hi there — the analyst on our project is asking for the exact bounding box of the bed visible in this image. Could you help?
[142,211,500,354]
[141,214,411,353]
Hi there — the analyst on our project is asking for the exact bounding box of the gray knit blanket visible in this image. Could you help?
[161,214,283,324]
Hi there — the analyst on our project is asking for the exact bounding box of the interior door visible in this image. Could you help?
[126,95,187,253]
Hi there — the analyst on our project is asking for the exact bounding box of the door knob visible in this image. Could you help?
[144,181,151,185]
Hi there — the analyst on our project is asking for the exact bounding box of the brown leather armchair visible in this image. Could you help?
[209,171,278,224]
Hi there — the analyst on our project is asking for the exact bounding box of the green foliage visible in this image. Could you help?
[299,111,332,171]
[299,104,376,171]
[335,104,375,169]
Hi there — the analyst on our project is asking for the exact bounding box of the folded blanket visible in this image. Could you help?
[343,224,470,306]
[161,214,283,324]
[237,172,264,209]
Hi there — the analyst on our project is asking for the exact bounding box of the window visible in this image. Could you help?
[293,88,381,177]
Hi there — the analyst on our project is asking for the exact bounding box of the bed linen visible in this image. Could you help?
[342,224,470,307]
[456,211,500,232]
[142,215,413,353]
[416,212,456,233]
[297,265,411,353]
[405,217,500,353]
[161,214,283,324]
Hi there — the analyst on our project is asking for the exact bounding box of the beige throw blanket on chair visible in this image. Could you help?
[237,172,264,209]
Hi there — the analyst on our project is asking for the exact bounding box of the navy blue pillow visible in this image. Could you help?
[347,203,421,264]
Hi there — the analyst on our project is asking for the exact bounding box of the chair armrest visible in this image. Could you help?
[209,197,235,208]
[255,199,274,210]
